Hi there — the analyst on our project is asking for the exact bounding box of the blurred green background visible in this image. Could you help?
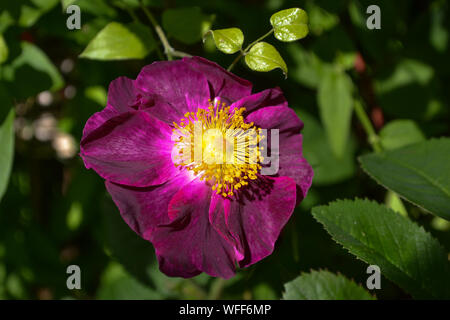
[0,0,449,300]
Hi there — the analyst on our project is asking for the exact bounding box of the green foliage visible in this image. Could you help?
[317,68,354,158]
[205,28,244,54]
[270,8,309,42]
[162,7,211,45]
[379,120,425,150]
[283,270,374,300]
[0,109,14,203]
[1,0,449,301]
[312,199,450,299]
[360,139,450,220]
[299,111,356,185]
[0,35,8,64]
[80,22,155,60]
[244,42,287,77]
[2,42,64,98]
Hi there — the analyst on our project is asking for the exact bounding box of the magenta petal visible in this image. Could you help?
[152,180,237,278]
[105,171,193,240]
[245,105,303,133]
[80,111,178,187]
[245,105,312,199]
[230,87,287,115]
[226,176,297,267]
[107,76,138,112]
[183,56,252,103]
[136,59,210,114]
[82,103,120,138]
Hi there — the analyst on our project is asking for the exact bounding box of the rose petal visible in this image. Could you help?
[82,103,120,138]
[136,59,211,114]
[107,76,138,112]
[152,179,237,278]
[183,56,252,104]
[105,171,193,240]
[230,87,287,115]
[246,105,312,199]
[80,111,178,187]
[225,176,297,267]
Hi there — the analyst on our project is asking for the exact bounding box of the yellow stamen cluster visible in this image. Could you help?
[172,99,264,197]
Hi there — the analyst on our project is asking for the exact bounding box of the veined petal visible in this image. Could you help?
[80,111,178,187]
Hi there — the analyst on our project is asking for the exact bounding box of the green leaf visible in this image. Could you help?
[97,262,161,299]
[306,3,339,36]
[317,68,353,158]
[360,138,450,220]
[283,270,374,300]
[19,0,59,27]
[244,42,287,77]
[379,120,425,150]
[162,7,207,45]
[0,34,8,64]
[205,28,244,54]
[2,42,64,98]
[0,109,14,203]
[299,110,355,185]
[80,22,155,60]
[312,199,450,299]
[270,8,309,42]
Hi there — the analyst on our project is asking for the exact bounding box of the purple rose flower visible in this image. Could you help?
[80,57,313,279]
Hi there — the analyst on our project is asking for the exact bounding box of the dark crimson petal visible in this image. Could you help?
[152,179,237,279]
[245,105,313,200]
[107,76,139,112]
[136,59,211,114]
[183,56,252,103]
[224,176,297,268]
[245,105,303,134]
[80,111,178,187]
[82,103,120,138]
[105,171,193,240]
[230,87,287,116]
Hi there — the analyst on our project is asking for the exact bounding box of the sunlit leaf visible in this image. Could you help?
[312,199,450,299]
[283,270,374,300]
[360,138,450,220]
[80,22,155,60]
[270,8,309,42]
[244,42,287,76]
[205,28,244,54]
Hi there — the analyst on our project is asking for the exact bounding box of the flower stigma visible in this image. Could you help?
[172,99,265,197]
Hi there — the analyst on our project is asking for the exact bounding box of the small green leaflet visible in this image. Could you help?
[270,8,309,42]
[244,42,287,77]
[205,28,244,54]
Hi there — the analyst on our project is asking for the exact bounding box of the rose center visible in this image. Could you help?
[172,99,264,197]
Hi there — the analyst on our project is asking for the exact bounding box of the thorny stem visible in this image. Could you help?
[140,1,192,60]
[227,29,274,71]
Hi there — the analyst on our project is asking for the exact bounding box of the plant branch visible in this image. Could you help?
[227,29,274,71]
[140,1,191,60]
[354,99,382,153]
